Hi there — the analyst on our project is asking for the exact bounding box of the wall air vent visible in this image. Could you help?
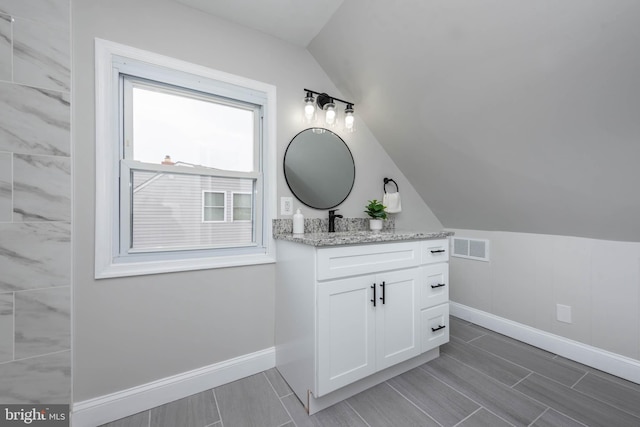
[451,237,490,262]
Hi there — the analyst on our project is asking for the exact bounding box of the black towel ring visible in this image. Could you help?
[383,177,399,193]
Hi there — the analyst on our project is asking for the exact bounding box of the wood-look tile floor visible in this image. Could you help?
[100,317,640,427]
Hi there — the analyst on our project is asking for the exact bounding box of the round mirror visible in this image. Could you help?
[284,128,355,209]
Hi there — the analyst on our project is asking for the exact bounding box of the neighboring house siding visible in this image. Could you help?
[132,171,253,250]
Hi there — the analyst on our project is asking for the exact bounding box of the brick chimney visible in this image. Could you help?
[161,155,175,165]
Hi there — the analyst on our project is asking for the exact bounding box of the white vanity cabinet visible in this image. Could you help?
[275,237,450,414]
[317,266,421,395]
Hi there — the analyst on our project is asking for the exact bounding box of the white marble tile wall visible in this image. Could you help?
[0,350,71,404]
[0,0,71,406]
[0,0,70,28]
[13,154,71,221]
[0,293,13,363]
[0,82,71,156]
[12,16,70,91]
[0,152,10,221]
[0,222,70,292]
[15,287,70,359]
[0,14,10,81]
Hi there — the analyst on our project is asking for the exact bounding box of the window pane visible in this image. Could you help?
[131,86,255,172]
[131,170,254,251]
[233,207,252,221]
[233,193,252,208]
[232,193,252,221]
[204,192,224,207]
[204,207,224,222]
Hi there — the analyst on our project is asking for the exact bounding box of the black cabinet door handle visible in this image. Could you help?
[431,283,446,289]
[379,281,386,304]
[431,325,446,332]
[430,249,446,253]
[371,283,376,307]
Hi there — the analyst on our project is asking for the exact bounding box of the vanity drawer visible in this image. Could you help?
[420,264,449,309]
[317,241,420,281]
[421,304,449,352]
[421,239,449,264]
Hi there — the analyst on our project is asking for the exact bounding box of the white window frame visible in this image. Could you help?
[202,191,227,223]
[94,38,276,278]
[231,192,253,222]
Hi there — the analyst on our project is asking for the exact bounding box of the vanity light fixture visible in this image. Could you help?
[303,88,355,131]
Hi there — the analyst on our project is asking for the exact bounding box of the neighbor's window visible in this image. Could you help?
[94,39,275,278]
[232,193,252,222]
[202,191,226,223]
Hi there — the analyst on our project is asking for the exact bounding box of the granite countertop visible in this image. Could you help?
[273,229,454,247]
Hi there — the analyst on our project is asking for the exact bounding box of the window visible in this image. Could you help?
[203,192,226,223]
[232,193,252,221]
[95,39,276,278]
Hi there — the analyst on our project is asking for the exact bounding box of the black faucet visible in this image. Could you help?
[328,209,343,233]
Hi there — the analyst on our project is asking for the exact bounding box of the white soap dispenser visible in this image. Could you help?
[293,208,304,234]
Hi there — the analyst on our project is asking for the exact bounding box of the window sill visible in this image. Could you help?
[95,252,276,279]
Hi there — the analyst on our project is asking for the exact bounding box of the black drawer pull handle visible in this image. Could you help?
[380,281,386,304]
[431,325,446,332]
[371,283,376,307]
[431,283,446,289]
[430,249,446,253]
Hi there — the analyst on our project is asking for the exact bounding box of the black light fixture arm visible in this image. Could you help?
[304,88,354,108]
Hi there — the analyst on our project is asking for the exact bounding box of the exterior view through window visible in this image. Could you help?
[123,79,259,253]
[94,40,275,277]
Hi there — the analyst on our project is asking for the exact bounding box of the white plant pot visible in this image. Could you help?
[369,219,383,231]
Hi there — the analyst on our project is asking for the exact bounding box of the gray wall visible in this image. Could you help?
[0,0,71,403]
[310,0,640,242]
[449,228,640,362]
[73,0,441,401]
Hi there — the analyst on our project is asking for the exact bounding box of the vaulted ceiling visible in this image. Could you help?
[174,0,344,46]
[178,0,640,241]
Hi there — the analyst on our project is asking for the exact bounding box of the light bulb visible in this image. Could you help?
[303,93,315,123]
[325,103,336,125]
[304,102,315,120]
[344,114,354,128]
[344,105,355,132]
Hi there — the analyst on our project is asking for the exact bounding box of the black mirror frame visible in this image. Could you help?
[283,128,356,210]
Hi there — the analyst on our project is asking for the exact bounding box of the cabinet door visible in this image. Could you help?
[376,268,421,370]
[317,275,376,396]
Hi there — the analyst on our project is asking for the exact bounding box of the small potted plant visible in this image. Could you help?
[364,199,387,231]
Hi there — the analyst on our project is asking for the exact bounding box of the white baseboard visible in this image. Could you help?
[450,302,640,384]
[71,347,275,427]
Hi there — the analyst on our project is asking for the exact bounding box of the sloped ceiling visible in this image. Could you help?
[174,0,344,46]
[176,0,640,241]
[309,0,640,241]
